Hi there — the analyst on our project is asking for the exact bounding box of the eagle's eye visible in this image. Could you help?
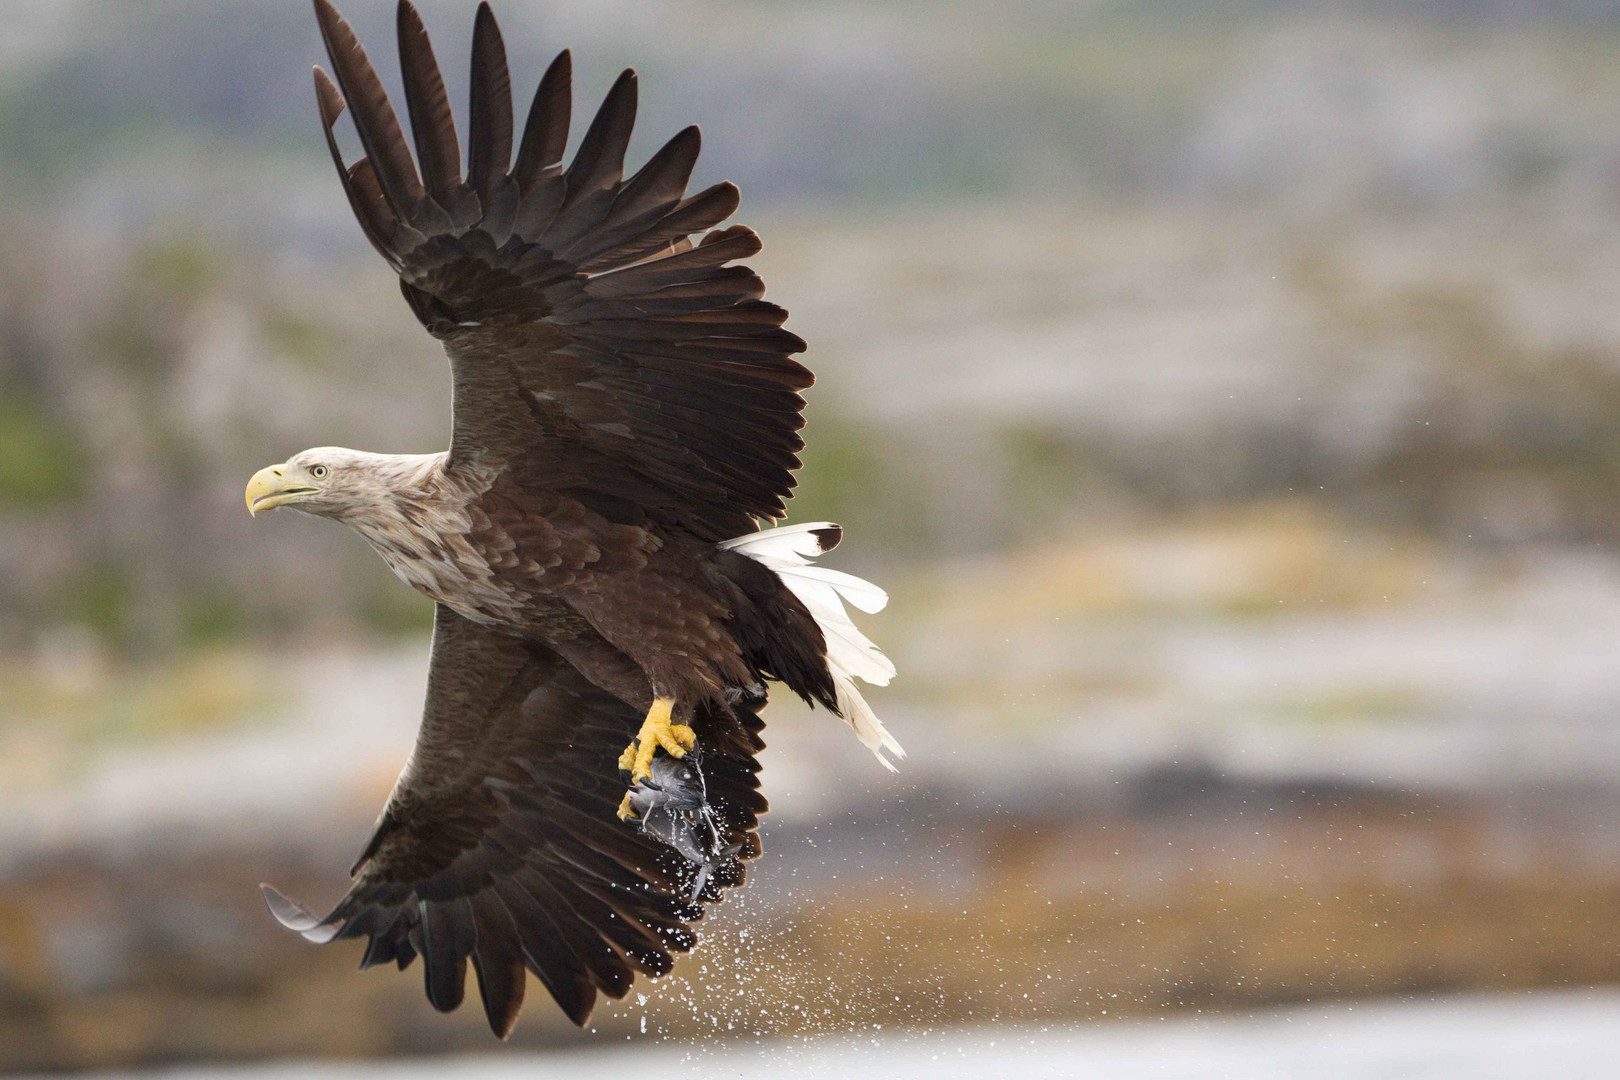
[310,464,329,479]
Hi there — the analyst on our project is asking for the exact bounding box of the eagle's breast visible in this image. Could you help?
[349,457,529,627]
[371,528,522,626]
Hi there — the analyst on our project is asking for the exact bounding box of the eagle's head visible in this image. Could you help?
[245,447,428,521]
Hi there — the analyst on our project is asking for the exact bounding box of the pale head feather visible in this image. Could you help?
[280,447,445,528]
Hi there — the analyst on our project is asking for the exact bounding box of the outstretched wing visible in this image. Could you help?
[313,0,810,542]
[262,605,766,1034]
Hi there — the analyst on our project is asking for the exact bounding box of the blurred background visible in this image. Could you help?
[4,0,1620,1075]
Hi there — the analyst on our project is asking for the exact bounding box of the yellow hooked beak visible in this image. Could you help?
[246,464,319,516]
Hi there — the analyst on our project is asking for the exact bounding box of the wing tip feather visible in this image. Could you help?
[261,882,341,943]
[312,0,347,51]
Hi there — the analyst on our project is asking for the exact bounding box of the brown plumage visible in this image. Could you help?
[247,0,901,1038]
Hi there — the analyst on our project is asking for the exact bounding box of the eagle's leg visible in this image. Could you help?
[620,696,696,783]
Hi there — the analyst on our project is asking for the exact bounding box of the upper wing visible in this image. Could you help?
[313,0,811,541]
[262,605,766,1034]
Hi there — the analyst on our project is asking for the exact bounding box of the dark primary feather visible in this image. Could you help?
[548,68,638,249]
[314,0,426,223]
[263,606,765,1035]
[396,0,463,217]
[466,4,513,207]
[312,0,810,542]
[513,49,571,191]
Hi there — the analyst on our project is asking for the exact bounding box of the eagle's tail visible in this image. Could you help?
[720,522,904,771]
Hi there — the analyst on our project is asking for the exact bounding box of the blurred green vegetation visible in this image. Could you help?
[355,580,437,636]
[178,590,250,648]
[136,235,218,297]
[0,646,276,791]
[791,414,935,554]
[54,562,136,646]
[0,396,85,508]
[261,308,338,371]
[997,422,1102,522]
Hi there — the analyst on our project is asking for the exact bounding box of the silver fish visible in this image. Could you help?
[625,751,742,900]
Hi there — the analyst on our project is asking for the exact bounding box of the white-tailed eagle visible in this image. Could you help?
[244,0,899,1037]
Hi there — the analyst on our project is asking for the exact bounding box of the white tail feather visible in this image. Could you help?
[722,522,904,770]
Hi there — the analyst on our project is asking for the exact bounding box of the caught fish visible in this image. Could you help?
[624,751,742,900]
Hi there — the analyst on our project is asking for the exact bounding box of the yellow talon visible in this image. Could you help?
[617,791,638,821]
[623,697,695,782]
[617,741,639,774]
